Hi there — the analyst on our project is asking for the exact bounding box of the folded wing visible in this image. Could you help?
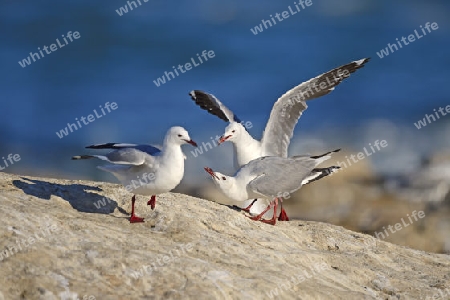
[247,156,318,198]
[86,143,161,156]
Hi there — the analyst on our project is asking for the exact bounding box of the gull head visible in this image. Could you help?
[166,126,197,147]
[204,167,243,201]
[219,122,244,144]
[204,167,232,187]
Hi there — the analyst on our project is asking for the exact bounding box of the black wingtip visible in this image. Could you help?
[348,58,370,73]
[188,90,230,122]
[71,155,93,160]
[354,58,370,69]
[86,143,117,149]
[189,90,207,101]
[310,149,341,159]
[189,90,198,100]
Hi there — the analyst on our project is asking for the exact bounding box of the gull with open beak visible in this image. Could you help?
[190,58,369,220]
[204,150,340,225]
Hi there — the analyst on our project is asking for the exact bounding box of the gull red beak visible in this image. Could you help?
[204,167,219,179]
[218,135,231,144]
[185,139,198,147]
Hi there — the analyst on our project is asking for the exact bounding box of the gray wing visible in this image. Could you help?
[261,58,370,157]
[189,90,241,123]
[86,143,161,156]
[104,148,153,165]
[246,156,318,198]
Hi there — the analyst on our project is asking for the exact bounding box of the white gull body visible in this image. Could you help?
[204,150,340,225]
[72,126,197,223]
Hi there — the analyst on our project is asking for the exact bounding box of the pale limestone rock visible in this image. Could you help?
[0,173,449,299]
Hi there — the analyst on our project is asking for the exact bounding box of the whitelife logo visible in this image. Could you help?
[18,31,81,68]
[373,210,425,240]
[153,50,215,87]
[0,153,20,171]
[376,22,439,59]
[55,101,118,139]
[414,105,450,129]
[250,0,313,35]
[115,0,149,16]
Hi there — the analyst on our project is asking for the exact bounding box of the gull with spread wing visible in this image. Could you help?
[190,58,369,220]
[72,126,197,223]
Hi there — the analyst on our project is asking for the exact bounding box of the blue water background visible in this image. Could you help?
[0,0,449,186]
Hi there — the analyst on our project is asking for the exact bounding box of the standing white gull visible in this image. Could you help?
[72,126,197,223]
[190,58,369,219]
[204,150,341,225]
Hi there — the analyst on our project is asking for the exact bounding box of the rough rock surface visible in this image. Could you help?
[0,172,449,300]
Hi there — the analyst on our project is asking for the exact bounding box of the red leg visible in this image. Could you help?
[241,199,257,213]
[278,201,290,221]
[260,198,278,225]
[147,195,156,210]
[249,201,273,221]
[130,195,144,223]
[278,208,290,221]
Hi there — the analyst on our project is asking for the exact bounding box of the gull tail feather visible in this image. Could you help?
[292,149,341,165]
[310,149,341,159]
[302,166,341,185]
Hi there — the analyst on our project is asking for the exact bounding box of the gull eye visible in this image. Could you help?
[231,130,235,133]
[222,176,226,180]
[177,134,182,137]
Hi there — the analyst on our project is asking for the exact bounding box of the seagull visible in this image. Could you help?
[190,58,369,219]
[72,126,197,223]
[204,150,341,225]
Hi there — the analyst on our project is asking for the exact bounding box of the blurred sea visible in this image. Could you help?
[0,0,449,187]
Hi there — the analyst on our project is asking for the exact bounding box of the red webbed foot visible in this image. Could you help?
[278,208,290,221]
[130,215,145,223]
[248,198,279,225]
[260,217,277,226]
[130,195,144,223]
[147,195,156,210]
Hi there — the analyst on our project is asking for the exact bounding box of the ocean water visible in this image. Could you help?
[0,0,449,185]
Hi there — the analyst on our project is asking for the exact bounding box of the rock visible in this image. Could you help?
[0,172,449,300]
[190,151,450,254]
